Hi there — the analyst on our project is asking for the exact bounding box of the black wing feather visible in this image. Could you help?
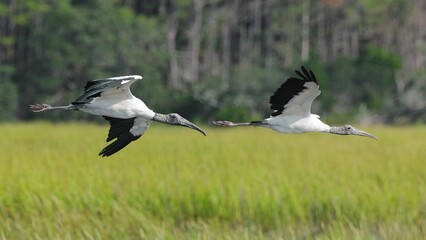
[72,80,122,104]
[269,66,318,116]
[99,134,140,157]
[72,75,140,105]
[99,116,141,157]
[83,80,97,91]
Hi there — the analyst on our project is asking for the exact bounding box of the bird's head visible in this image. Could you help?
[165,113,206,136]
[331,125,378,140]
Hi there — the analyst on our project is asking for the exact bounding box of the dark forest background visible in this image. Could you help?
[0,0,425,124]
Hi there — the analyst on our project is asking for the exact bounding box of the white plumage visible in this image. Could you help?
[31,75,206,157]
[77,75,155,119]
[265,114,330,134]
[213,66,378,140]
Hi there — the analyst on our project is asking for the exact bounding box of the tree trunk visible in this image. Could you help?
[186,0,203,83]
[166,2,180,88]
[251,0,262,61]
[221,17,231,83]
[316,1,327,61]
[204,11,218,78]
[301,0,310,61]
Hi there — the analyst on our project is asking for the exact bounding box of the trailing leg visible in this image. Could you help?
[30,103,79,112]
[212,120,266,127]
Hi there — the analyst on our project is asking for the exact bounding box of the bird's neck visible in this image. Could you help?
[329,126,346,135]
[152,113,169,124]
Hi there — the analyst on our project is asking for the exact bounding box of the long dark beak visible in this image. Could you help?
[353,128,379,140]
[180,118,207,136]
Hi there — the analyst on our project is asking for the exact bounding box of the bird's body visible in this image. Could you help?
[71,75,155,119]
[79,94,155,119]
[213,66,378,140]
[265,114,330,134]
[31,75,206,157]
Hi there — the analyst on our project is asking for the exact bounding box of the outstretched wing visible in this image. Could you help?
[99,116,151,157]
[269,66,320,117]
[72,75,142,104]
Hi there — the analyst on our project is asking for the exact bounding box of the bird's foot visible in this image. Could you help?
[212,120,235,127]
[30,104,51,112]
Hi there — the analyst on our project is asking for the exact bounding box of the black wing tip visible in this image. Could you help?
[295,65,318,84]
[98,135,141,157]
[99,150,111,157]
[98,143,118,157]
[99,148,117,157]
[99,145,113,157]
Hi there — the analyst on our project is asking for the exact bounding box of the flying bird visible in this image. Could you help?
[31,75,206,157]
[213,66,378,140]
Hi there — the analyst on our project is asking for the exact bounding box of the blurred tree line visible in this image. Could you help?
[0,0,425,123]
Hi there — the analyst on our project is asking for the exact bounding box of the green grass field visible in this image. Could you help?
[0,122,425,239]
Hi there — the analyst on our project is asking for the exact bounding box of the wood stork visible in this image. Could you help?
[213,66,378,140]
[30,75,206,157]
